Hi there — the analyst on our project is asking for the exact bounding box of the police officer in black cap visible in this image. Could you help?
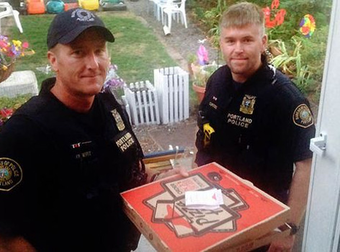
[0,8,188,252]
[195,2,315,252]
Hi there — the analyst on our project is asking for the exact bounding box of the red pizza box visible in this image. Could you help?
[228,223,291,252]
[121,162,290,251]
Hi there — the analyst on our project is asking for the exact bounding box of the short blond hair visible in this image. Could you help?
[220,2,265,36]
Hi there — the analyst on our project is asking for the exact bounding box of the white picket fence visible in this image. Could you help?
[124,80,160,126]
[120,95,131,124]
[154,67,189,124]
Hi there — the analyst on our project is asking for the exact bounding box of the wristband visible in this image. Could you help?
[287,222,300,235]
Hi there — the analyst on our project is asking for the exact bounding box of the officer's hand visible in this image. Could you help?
[0,236,36,252]
[267,234,295,252]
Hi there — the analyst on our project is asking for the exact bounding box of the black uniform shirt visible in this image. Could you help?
[195,63,315,202]
[0,78,144,251]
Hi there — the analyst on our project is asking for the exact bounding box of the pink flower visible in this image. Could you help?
[197,45,209,65]
[22,42,29,49]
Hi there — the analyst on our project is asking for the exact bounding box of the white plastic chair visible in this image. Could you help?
[0,2,23,33]
[162,0,187,33]
[154,0,173,22]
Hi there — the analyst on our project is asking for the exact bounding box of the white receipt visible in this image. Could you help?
[185,189,224,210]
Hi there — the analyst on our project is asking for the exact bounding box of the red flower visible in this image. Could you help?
[301,26,310,35]
[271,0,280,9]
[263,6,271,18]
[262,1,286,29]
[266,19,277,28]
[275,9,286,26]
[0,108,13,118]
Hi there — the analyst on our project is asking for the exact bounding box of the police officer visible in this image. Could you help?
[195,2,315,252]
[0,8,147,252]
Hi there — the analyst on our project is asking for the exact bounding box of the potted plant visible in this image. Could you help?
[191,62,219,103]
[0,35,35,83]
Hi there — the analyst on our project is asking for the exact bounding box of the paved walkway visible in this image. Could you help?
[123,1,202,156]
[124,0,220,71]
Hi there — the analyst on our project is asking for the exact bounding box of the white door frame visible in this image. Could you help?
[303,0,340,251]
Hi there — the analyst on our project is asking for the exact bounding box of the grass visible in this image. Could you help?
[5,11,177,88]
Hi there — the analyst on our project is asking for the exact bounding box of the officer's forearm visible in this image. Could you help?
[0,235,36,252]
[287,158,313,225]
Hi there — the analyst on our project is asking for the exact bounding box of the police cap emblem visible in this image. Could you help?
[293,104,313,128]
[0,157,23,191]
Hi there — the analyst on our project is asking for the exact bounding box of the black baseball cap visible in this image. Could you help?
[47,8,115,49]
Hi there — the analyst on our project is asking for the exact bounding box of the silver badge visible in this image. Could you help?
[111,109,125,131]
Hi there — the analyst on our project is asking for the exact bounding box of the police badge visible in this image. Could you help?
[240,95,256,115]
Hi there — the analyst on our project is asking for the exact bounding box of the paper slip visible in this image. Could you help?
[185,189,224,209]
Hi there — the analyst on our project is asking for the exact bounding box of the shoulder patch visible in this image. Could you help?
[293,104,313,128]
[0,158,23,191]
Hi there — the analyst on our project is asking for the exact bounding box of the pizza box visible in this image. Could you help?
[121,162,290,251]
[228,223,291,252]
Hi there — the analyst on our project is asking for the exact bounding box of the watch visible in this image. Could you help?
[287,222,300,235]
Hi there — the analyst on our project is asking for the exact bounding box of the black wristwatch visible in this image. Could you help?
[287,222,300,235]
